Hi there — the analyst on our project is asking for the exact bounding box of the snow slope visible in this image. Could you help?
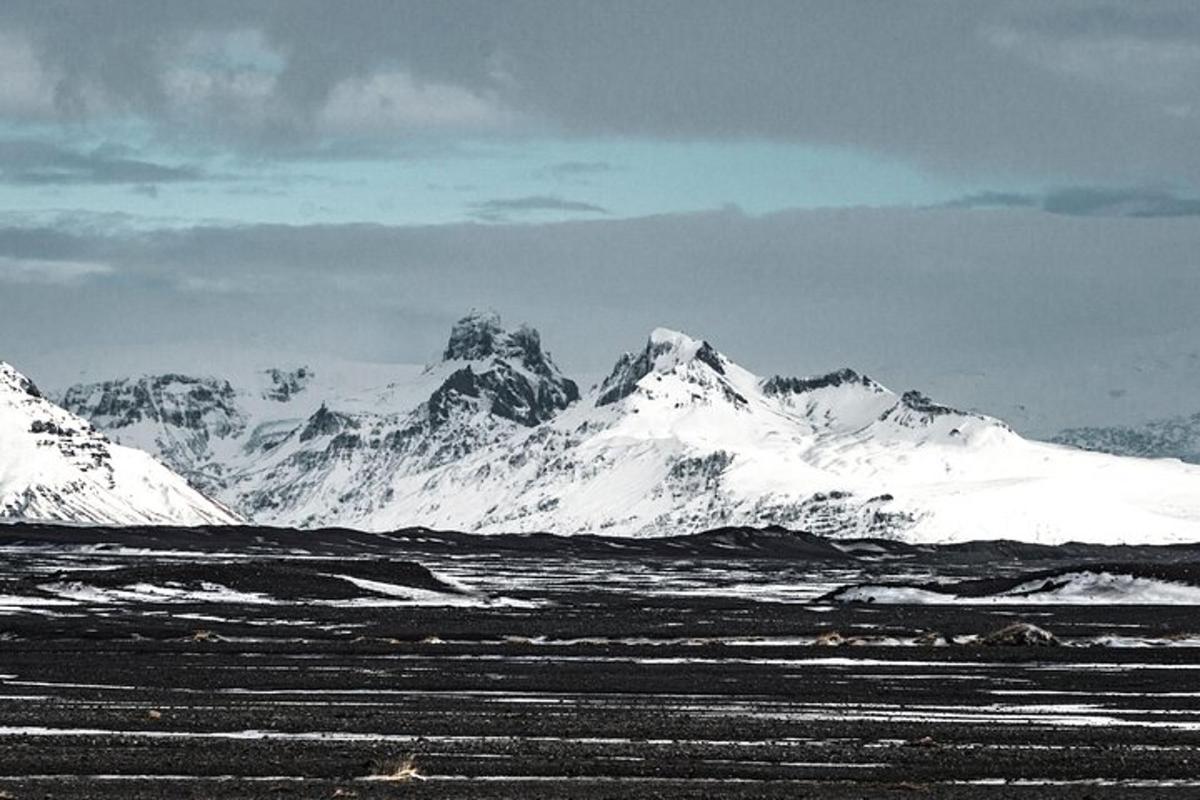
[0,362,239,526]
[56,314,1200,544]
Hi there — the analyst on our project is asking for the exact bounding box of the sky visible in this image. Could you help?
[2,0,1200,434]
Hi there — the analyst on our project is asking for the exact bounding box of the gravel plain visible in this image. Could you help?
[2,523,1200,798]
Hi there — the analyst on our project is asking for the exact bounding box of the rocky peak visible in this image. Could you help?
[427,312,579,428]
[597,328,729,407]
[646,328,726,375]
[443,311,508,361]
[443,311,562,377]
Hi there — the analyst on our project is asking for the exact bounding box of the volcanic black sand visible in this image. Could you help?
[2,523,1200,798]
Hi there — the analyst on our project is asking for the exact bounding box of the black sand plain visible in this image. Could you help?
[1,523,1200,798]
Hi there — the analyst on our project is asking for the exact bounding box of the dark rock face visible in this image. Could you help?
[434,313,579,427]
[596,352,642,407]
[263,367,312,402]
[299,404,357,442]
[57,374,248,497]
[663,451,735,498]
[16,374,41,398]
[61,375,243,436]
[762,369,880,396]
[898,390,958,417]
[444,311,503,361]
[693,342,726,375]
[426,362,578,429]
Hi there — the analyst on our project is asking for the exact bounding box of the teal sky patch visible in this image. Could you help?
[0,126,1020,228]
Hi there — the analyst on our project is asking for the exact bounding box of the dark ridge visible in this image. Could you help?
[29,559,463,601]
[9,521,1200,568]
[298,404,356,442]
[595,352,641,406]
[823,562,1200,603]
[60,374,241,431]
[693,341,726,375]
[762,369,875,396]
[898,390,959,416]
[1053,413,1200,464]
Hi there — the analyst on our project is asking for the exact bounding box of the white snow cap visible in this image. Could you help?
[646,328,725,373]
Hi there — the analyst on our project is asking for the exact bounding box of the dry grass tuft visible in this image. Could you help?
[366,755,426,782]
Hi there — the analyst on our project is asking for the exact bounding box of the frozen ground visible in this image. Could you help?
[2,523,1200,798]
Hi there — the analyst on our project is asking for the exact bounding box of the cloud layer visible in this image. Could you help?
[0,1,1198,182]
[4,206,1197,391]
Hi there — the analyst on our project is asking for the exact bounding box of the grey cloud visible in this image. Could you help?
[0,254,111,285]
[1,2,1199,182]
[946,186,1200,217]
[547,161,614,176]
[2,206,1198,395]
[0,140,204,185]
[1042,187,1200,217]
[541,161,617,183]
[468,195,610,221]
[943,191,1038,209]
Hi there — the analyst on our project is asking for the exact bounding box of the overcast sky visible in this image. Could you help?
[2,1,1199,433]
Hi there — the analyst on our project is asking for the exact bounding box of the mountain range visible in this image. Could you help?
[1053,413,1200,465]
[10,310,1196,544]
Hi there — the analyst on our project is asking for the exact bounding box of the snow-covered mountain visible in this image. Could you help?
[0,362,240,526]
[56,312,1200,544]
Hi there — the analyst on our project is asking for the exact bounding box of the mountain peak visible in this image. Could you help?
[648,326,700,350]
[597,328,730,406]
[645,328,726,374]
[443,310,506,361]
[431,312,579,427]
[442,310,556,374]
